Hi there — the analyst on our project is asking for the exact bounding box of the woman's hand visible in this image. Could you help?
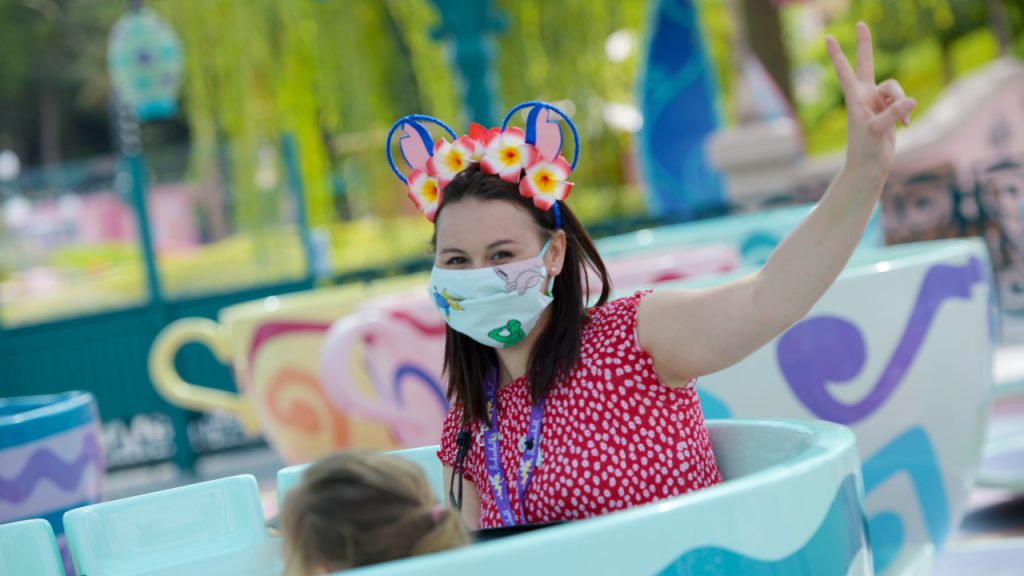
[827,22,916,183]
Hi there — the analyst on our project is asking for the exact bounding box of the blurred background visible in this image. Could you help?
[0,3,1023,574]
[0,0,1019,328]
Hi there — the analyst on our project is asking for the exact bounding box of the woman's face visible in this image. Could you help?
[434,198,564,273]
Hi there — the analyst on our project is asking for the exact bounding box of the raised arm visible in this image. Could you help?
[638,23,916,384]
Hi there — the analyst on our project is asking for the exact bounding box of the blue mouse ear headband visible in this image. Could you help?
[385,101,580,227]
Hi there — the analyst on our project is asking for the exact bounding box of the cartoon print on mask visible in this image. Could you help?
[489,319,527,347]
[432,287,465,318]
[495,262,546,295]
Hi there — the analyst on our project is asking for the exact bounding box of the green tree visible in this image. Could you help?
[847,0,991,82]
[737,0,794,106]
[492,0,649,189]
[0,0,122,164]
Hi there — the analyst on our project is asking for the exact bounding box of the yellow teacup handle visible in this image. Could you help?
[148,318,261,434]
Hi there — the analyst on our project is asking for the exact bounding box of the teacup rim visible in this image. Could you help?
[218,274,430,324]
[0,391,96,427]
[647,238,988,293]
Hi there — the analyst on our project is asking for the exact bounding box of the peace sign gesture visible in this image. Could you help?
[827,22,916,180]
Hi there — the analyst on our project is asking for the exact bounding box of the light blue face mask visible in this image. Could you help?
[429,241,553,348]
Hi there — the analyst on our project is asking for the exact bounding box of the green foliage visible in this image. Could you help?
[951,28,1001,76]
[696,0,739,126]
[0,1,35,101]
[494,0,648,189]
[0,0,124,161]
[852,0,988,51]
[8,0,1019,327]
[155,0,465,229]
[783,0,1021,155]
[153,0,652,242]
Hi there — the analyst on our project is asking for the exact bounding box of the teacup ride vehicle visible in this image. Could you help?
[681,238,993,575]
[0,391,104,576]
[0,519,65,576]
[148,275,431,465]
[281,421,869,575]
[11,419,864,576]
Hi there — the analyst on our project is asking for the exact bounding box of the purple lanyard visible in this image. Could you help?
[482,367,546,526]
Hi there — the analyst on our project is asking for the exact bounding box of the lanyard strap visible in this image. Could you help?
[482,367,546,526]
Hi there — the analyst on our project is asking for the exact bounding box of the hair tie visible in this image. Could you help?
[431,504,445,525]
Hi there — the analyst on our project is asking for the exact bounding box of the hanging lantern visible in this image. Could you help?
[107,7,184,121]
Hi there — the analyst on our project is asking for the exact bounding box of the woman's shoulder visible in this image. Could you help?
[578,290,654,355]
[586,290,652,327]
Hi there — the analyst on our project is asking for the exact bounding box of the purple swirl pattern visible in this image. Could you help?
[0,431,102,505]
[778,256,985,424]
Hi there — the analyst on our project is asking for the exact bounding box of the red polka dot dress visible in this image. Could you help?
[438,291,723,528]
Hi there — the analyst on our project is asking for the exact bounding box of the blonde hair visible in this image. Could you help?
[280,451,469,575]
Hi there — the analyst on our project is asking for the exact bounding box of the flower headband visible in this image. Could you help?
[386,101,580,227]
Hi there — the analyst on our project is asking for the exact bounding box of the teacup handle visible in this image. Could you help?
[320,310,413,427]
[148,318,260,434]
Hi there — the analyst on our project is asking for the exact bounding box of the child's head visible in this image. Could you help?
[280,452,469,575]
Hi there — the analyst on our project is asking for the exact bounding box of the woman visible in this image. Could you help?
[385,23,914,529]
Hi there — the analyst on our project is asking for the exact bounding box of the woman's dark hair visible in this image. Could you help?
[433,164,611,423]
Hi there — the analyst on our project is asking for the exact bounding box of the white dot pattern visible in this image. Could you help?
[438,291,723,528]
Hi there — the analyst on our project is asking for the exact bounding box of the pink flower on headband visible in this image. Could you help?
[481,127,527,183]
[387,103,580,223]
[407,169,441,222]
[468,123,499,162]
[428,136,476,189]
[520,146,573,210]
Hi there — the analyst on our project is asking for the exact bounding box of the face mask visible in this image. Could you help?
[429,241,553,349]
